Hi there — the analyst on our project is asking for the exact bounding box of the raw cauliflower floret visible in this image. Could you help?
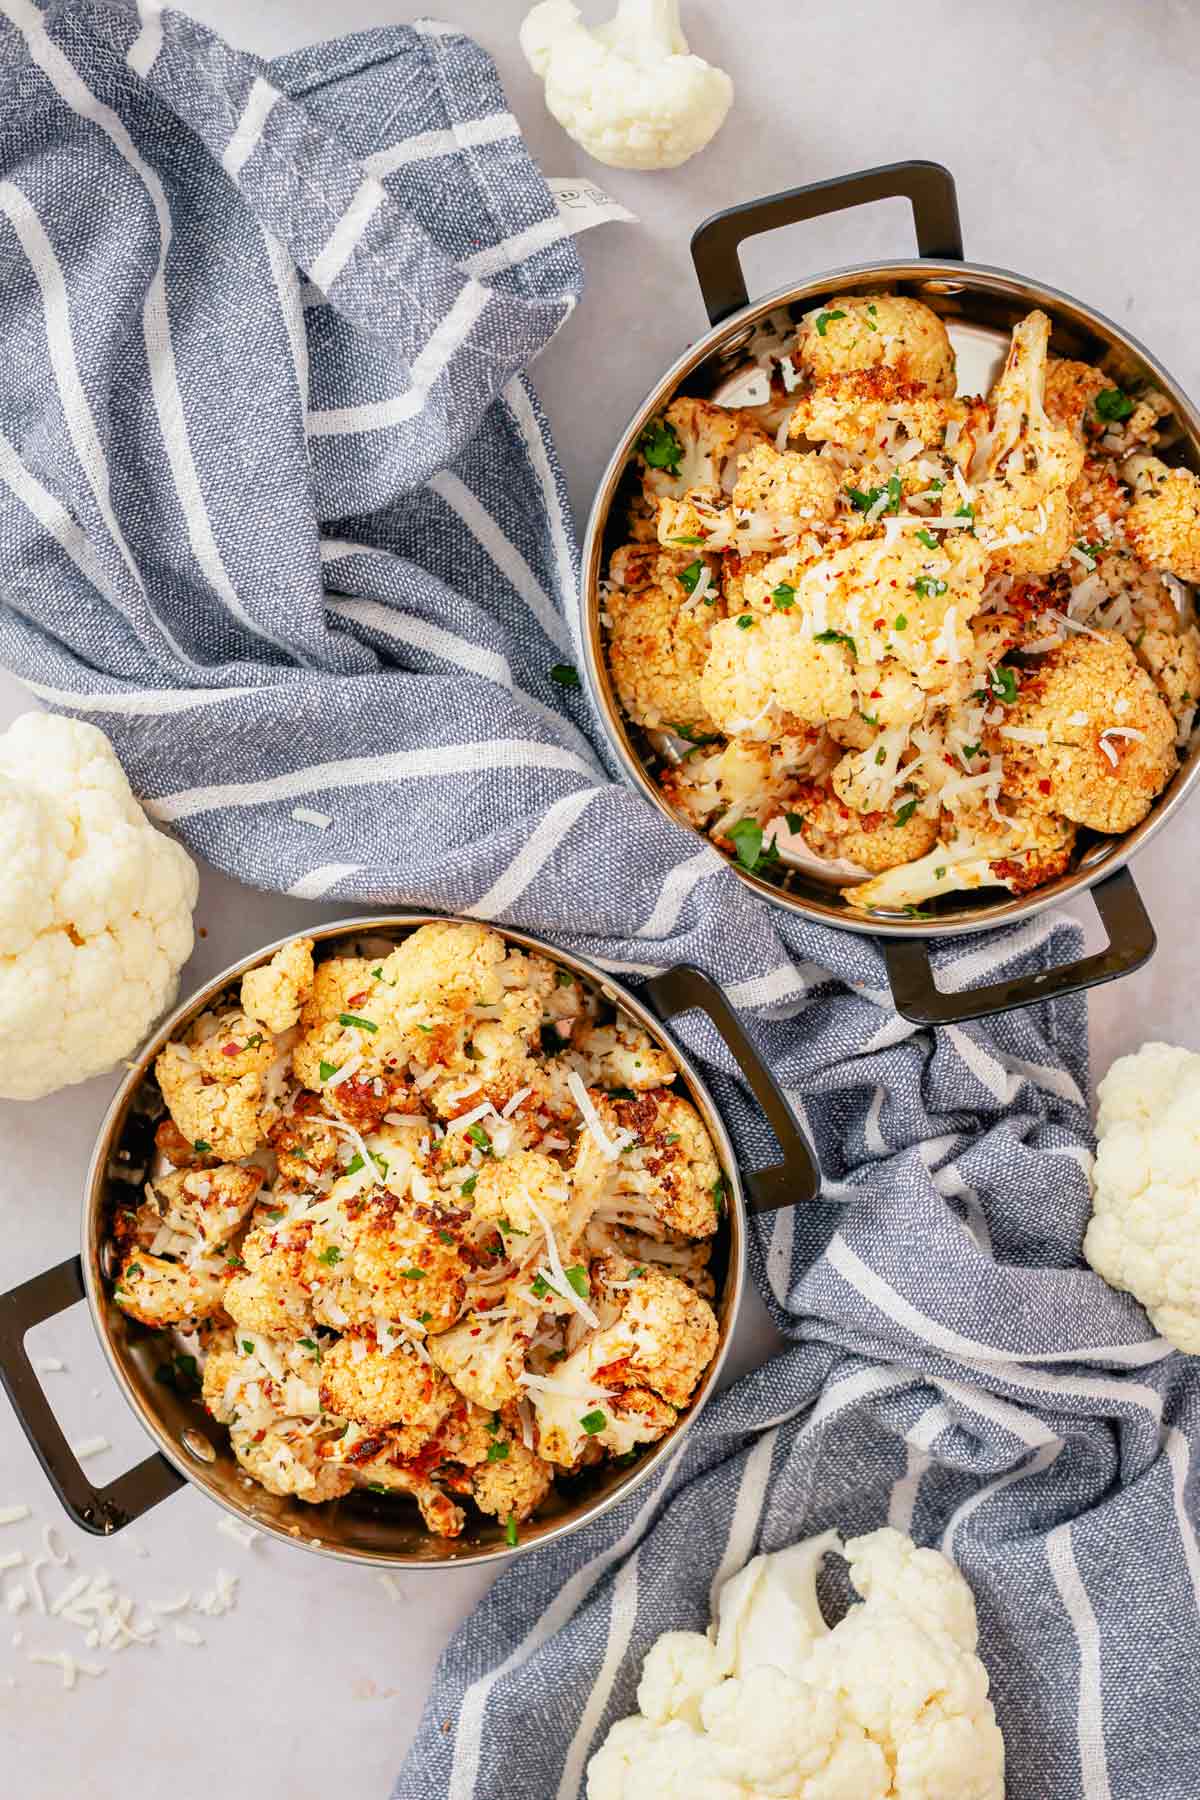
[155,1015,275,1162]
[1084,1043,1200,1352]
[318,1334,458,1447]
[240,936,314,1033]
[794,294,956,394]
[146,1162,264,1251]
[606,559,724,734]
[113,1249,229,1327]
[428,1311,532,1412]
[700,613,856,734]
[470,1434,554,1525]
[726,442,840,549]
[0,711,198,1102]
[1123,454,1200,582]
[592,1257,719,1407]
[230,1422,352,1505]
[796,782,939,875]
[998,634,1177,833]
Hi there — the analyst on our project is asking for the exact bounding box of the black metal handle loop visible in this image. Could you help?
[644,963,820,1213]
[882,865,1156,1027]
[0,1257,184,1535]
[691,159,963,324]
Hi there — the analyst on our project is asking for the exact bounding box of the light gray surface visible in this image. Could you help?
[1,2,1197,1796]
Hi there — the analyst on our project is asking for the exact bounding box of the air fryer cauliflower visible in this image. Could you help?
[997,634,1177,834]
[1123,454,1200,581]
[109,923,725,1541]
[606,556,724,734]
[604,295,1193,914]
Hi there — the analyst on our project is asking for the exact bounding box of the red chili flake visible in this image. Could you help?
[222,1042,240,1058]
[1038,778,1052,795]
[347,990,369,1007]
[872,619,884,630]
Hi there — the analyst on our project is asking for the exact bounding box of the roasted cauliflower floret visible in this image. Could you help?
[305,1190,468,1335]
[225,1214,316,1336]
[1137,624,1200,725]
[202,1335,323,1427]
[230,1422,352,1504]
[700,613,856,734]
[470,1434,554,1525]
[147,1162,264,1251]
[797,782,939,874]
[592,1258,720,1408]
[1044,358,1111,440]
[576,1088,723,1240]
[726,443,840,550]
[1123,455,1200,582]
[789,368,962,452]
[268,1104,342,1193]
[997,634,1177,834]
[155,1012,276,1163]
[659,734,830,835]
[113,1249,229,1327]
[845,801,1076,912]
[572,1018,677,1092]
[428,1311,532,1412]
[342,1447,465,1537]
[318,1335,459,1447]
[637,397,766,503]
[240,936,314,1033]
[794,295,956,394]
[470,1149,577,1241]
[606,564,723,734]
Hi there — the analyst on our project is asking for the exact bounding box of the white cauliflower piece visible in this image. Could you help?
[240,936,314,1033]
[0,712,198,1100]
[520,0,734,173]
[1083,1041,1200,1351]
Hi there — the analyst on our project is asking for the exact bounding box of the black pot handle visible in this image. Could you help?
[0,1256,184,1535]
[883,865,1156,1027]
[691,159,964,325]
[644,963,820,1213]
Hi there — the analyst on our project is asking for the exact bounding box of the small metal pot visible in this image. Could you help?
[581,161,1200,1025]
[0,915,817,1567]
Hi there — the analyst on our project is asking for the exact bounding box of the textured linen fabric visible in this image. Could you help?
[0,6,1194,1797]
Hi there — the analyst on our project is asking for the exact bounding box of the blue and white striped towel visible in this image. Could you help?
[0,6,1194,1796]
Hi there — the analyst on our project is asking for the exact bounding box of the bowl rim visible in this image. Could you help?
[83,912,747,1568]
[580,255,1200,938]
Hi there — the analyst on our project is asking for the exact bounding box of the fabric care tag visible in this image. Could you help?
[547,177,637,235]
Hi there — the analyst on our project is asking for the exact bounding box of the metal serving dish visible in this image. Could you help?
[581,161,1200,1025]
[0,915,817,1567]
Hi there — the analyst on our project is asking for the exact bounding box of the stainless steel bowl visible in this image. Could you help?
[0,915,817,1567]
[581,161,1200,1025]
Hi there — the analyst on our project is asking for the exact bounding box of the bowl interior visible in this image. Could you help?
[87,918,742,1566]
[586,261,1200,935]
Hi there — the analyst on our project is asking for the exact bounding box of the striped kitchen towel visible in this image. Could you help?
[0,5,1194,1797]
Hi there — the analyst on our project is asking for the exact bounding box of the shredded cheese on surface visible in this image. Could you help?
[290,806,332,829]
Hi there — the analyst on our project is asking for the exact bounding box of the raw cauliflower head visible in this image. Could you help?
[0,712,198,1101]
[795,294,956,394]
[1084,1042,1200,1352]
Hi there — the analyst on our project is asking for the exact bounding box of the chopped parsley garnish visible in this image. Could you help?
[550,663,581,689]
[894,798,919,827]
[496,1216,528,1237]
[954,503,975,521]
[983,664,1019,704]
[401,1267,426,1280]
[555,968,574,987]
[814,309,847,336]
[678,559,704,594]
[317,1246,342,1266]
[267,1209,284,1223]
[929,478,945,492]
[366,1483,390,1495]
[580,1410,608,1435]
[784,809,805,833]
[874,746,887,765]
[772,582,796,610]
[846,484,883,513]
[486,1440,510,1463]
[664,1133,681,1145]
[437,1229,455,1245]
[1075,539,1104,563]
[415,1021,432,1033]
[638,418,682,473]
[815,627,857,658]
[935,866,947,881]
[894,613,908,630]
[903,905,934,919]
[886,474,902,512]
[460,1175,478,1197]
[241,1340,254,1355]
[726,818,781,876]
[371,965,383,979]
[860,710,879,726]
[669,535,704,545]
[913,575,947,599]
[246,1034,264,1049]
[736,614,755,630]
[916,528,939,550]
[344,1153,365,1176]
[505,1514,519,1548]
[1095,387,1134,422]
[419,1312,432,1325]
[192,1139,211,1153]
[318,1060,339,1082]
[466,1123,493,1154]
[669,721,722,747]
[338,1012,378,1033]
[299,1337,322,1363]
[712,1175,727,1216]
[961,742,981,761]
[564,1265,590,1298]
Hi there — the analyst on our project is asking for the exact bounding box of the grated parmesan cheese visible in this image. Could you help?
[217,1518,260,1551]
[71,1437,110,1462]
[174,1624,205,1647]
[29,1650,105,1689]
[291,806,332,829]
[0,1506,31,1527]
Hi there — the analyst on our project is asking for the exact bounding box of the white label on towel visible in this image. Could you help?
[548,178,637,234]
